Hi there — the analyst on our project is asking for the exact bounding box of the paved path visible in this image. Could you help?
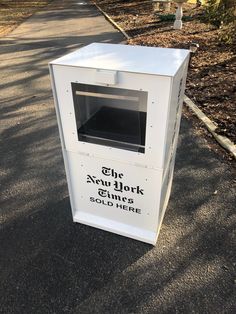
[0,0,235,313]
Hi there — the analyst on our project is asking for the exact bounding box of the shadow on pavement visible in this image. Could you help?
[1,118,235,313]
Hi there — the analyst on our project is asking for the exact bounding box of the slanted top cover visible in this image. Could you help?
[50,43,190,77]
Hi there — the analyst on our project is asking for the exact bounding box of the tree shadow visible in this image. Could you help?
[0,197,152,313]
[73,119,236,313]
[1,116,235,313]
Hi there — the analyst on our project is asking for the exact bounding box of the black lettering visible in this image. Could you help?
[136,186,144,195]
[123,205,128,211]
[101,179,111,187]
[98,188,107,198]
[130,186,136,193]
[114,181,122,192]
[102,167,123,179]
[102,167,111,176]
[111,194,121,201]
[117,171,123,179]
[136,208,141,214]
[87,175,96,184]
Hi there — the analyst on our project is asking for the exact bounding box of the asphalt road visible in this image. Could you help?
[0,0,235,313]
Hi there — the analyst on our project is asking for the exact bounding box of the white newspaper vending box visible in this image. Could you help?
[49,43,189,245]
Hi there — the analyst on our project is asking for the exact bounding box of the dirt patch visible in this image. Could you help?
[94,0,236,148]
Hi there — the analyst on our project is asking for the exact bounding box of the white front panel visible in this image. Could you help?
[66,151,163,233]
[51,64,171,169]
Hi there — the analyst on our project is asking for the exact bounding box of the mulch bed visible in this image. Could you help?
[94,0,236,147]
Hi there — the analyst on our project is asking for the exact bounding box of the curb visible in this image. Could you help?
[184,95,236,159]
[93,1,236,159]
[92,1,130,40]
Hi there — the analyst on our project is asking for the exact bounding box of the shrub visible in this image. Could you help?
[204,0,236,44]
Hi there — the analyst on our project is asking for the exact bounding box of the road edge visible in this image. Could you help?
[92,1,130,40]
[184,96,236,159]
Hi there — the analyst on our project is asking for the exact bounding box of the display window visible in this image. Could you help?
[72,83,147,153]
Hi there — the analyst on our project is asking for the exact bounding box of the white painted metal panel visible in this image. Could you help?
[51,43,189,77]
[163,56,189,171]
[65,151,162,240]
[95,69,117,85]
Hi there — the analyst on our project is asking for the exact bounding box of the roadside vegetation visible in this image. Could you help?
[205,0,236,44]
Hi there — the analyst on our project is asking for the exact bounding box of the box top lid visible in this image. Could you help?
[50,43,190,77]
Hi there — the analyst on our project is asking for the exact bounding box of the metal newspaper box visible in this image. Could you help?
[49,43,190,245]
